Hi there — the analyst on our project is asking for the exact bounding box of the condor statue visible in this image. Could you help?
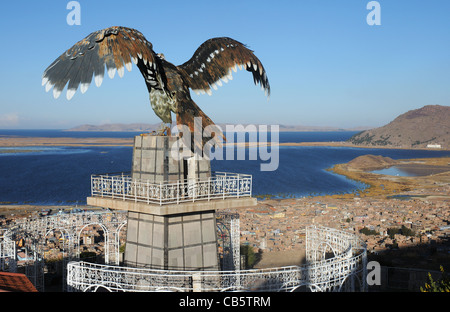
[42,26,270,149]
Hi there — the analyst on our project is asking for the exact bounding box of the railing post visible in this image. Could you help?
[122,175,125,200]
[208,177,210,201]
[192,273,202,292]
[177,180,179,204]
[192,178,196,202]
[146,180,150,204]
[237,175,240,198]
[101,176,104,198]
[111,177,114,199]
[223,176,225,200]
[159,181,162,206]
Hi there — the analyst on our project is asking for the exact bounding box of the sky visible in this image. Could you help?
[0,0,449,129]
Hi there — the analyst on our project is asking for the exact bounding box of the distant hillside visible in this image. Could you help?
[66,123,368,132]
[65,123,162,132]
[348,105,450,149]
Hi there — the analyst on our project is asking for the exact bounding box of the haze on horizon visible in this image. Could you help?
[0,1,449,130]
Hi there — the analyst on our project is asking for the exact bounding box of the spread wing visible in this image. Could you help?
[177,37,270,97]
[42,26,164,100]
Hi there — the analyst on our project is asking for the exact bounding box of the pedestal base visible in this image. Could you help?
[123,210,219,271]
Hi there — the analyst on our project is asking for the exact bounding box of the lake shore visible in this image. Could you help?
[324,156,450,200]
[0,136,448,151]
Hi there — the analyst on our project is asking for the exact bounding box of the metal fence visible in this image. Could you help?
[91,172,252,205]
[66,226,368,292]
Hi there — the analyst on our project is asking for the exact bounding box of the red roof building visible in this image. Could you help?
[0,272,38,292]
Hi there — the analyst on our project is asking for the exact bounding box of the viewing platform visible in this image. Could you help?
[87,171,257,215]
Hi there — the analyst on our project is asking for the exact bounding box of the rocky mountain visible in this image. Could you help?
[348,105,449,149]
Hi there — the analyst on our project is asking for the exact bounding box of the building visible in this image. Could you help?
[0,272,38,292]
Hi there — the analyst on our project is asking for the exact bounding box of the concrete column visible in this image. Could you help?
[124,135,217,270]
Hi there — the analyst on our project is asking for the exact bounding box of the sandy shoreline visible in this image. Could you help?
[0,136,448,151]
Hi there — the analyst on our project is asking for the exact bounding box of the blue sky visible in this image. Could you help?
[0,0,449,129]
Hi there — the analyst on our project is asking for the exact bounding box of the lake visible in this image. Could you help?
[0,130,448,205]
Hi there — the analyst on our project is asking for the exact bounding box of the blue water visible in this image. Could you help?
[0,130,448,205]
[371,167,417,177]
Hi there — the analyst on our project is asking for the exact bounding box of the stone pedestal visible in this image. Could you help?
[131,135,210,183]
[126,135,217,270]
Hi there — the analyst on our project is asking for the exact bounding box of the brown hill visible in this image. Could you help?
[346,155,397,171]
[348,105,449,149]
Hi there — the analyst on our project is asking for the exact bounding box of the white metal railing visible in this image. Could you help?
[90,172,252,205]
[0,231,16,272]
[67,261,308,292]
[66,226,368,292]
